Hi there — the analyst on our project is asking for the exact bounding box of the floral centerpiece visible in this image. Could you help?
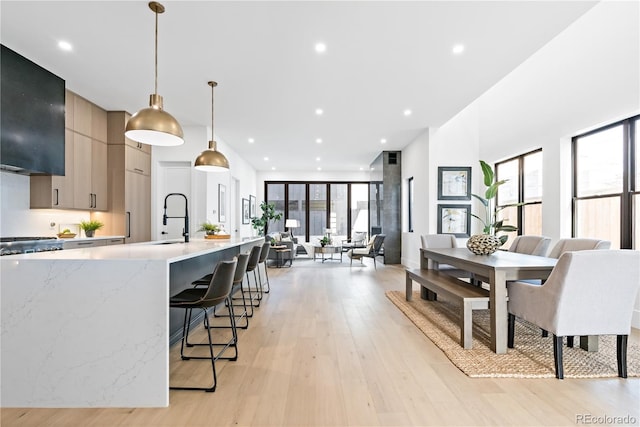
[467,160,519,255]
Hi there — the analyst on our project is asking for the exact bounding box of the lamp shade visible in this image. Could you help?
[125,105,184,146]
[285,219,299,228]
[194,140,229,172]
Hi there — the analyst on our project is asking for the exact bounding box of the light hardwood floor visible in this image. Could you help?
[3,256,639,426]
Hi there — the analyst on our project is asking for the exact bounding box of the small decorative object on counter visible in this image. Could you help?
[319,236,330,247]
[199,221,231,239]
[468,160,521,255]
[79,220,104,238]
[57,228,77,239]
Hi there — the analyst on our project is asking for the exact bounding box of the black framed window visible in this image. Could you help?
[408,177,414,232]
[265,181,371,243]
[496,149,543,248]
[572,115,638,249]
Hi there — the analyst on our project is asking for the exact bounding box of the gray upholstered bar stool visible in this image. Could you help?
[170,258,237,392]
[244,245,263,308]
[258,242,271,293]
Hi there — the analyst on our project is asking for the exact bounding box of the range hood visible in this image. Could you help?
[1,44,65,176]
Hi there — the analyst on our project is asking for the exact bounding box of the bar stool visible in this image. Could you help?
[258,242,271,293]
[170,258,237,392]
[209,253,250,330]
[244,245,263,308]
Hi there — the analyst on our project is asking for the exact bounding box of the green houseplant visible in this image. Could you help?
[198,222,221,235]
[467,160,519,254]
[79,219,104,238]
[250,201,283,236]
[319,236,330,247]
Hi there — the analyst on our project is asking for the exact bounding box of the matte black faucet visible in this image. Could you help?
[162,193,189,242]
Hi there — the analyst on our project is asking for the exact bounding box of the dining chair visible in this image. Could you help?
[170,258,238,392]
[547,238,611,258]
[508,235,551,257]
[507,250,640,379]
[420,234,473,280]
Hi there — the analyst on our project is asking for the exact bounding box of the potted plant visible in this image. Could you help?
[198,222,221,236]
[79,220,104,238]
[319,236,330,247]
[250,201,283,236]
[467,160,520,255]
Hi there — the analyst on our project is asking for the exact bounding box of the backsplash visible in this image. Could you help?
[0,171,91,237]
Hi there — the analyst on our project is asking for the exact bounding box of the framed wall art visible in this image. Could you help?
[437,204,471,237]
[218,184,227,223]
[242,198,250,224]
[438,166,471,200]
[249,195,256,218]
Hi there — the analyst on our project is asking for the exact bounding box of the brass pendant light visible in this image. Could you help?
[194,81,230,172]
[125,1,184,146]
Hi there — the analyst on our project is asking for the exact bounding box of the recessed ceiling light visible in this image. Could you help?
[315,42,326,53]
[380,138,387,144]
[316,157,321,161]
[316,138,322,144]
[452,44,465,54]
[271,166,276,170]
[315,108,323,116]
[248,138,254,143]
[263,156,269,161]
[317,167,322,171]
[359,167,364,171]
[58,41,73,51]
[403,109,412,116]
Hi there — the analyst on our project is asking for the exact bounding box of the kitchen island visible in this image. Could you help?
[0,236,263,408]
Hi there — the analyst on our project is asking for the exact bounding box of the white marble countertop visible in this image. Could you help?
[58,235,125,242]
[1,236,263,263]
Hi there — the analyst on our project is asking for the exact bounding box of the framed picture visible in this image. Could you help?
[437,204,471,237]
[438,166,471,200]
[249,195,256,218]
[242,198,250,224]
[218,184,226,223]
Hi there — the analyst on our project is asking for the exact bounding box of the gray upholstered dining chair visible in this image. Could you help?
[507,250,640,379]
[420,234,472,279]
[547,238,611,258]
[508,235,551,257]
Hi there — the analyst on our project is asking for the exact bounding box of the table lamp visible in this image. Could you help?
[285,219,300,240]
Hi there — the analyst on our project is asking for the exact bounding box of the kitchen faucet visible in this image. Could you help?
[162,193,189,242]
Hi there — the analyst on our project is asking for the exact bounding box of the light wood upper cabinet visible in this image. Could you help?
[73,95,92,137]
[30,129,75,208]
[91,139,108,210]
[31,91,107,211]
[106,111,152,243]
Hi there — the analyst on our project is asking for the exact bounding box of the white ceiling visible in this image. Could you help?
[1,1,597,172]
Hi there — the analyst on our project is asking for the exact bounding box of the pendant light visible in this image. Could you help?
[194,81,230,172]
[125,1,184,146]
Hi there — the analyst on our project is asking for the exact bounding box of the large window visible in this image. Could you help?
[265,181,371,243]
[573,115,638,249]
[496,150,543,248]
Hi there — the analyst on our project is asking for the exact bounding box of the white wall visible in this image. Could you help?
[0,171,92,237]
[151,126,258,240]
[401,0,639,325]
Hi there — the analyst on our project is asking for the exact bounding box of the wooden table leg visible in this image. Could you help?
[490,270,508,354]
[406,273,413,301]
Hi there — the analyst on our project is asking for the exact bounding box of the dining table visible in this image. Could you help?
[421,247,557,354]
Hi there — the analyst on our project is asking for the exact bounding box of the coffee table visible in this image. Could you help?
[313,245,342,262]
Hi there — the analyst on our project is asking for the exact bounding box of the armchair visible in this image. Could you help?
[507,250,640,379]
[342,231,368,251]
[347,234,385,269]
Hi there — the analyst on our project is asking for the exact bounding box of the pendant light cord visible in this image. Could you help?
[211,83,215,136]
[154,8,159,96]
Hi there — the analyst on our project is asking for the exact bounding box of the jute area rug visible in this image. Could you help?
[387,290,640,378]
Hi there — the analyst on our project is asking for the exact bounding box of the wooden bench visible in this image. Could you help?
[405,268,490,349]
